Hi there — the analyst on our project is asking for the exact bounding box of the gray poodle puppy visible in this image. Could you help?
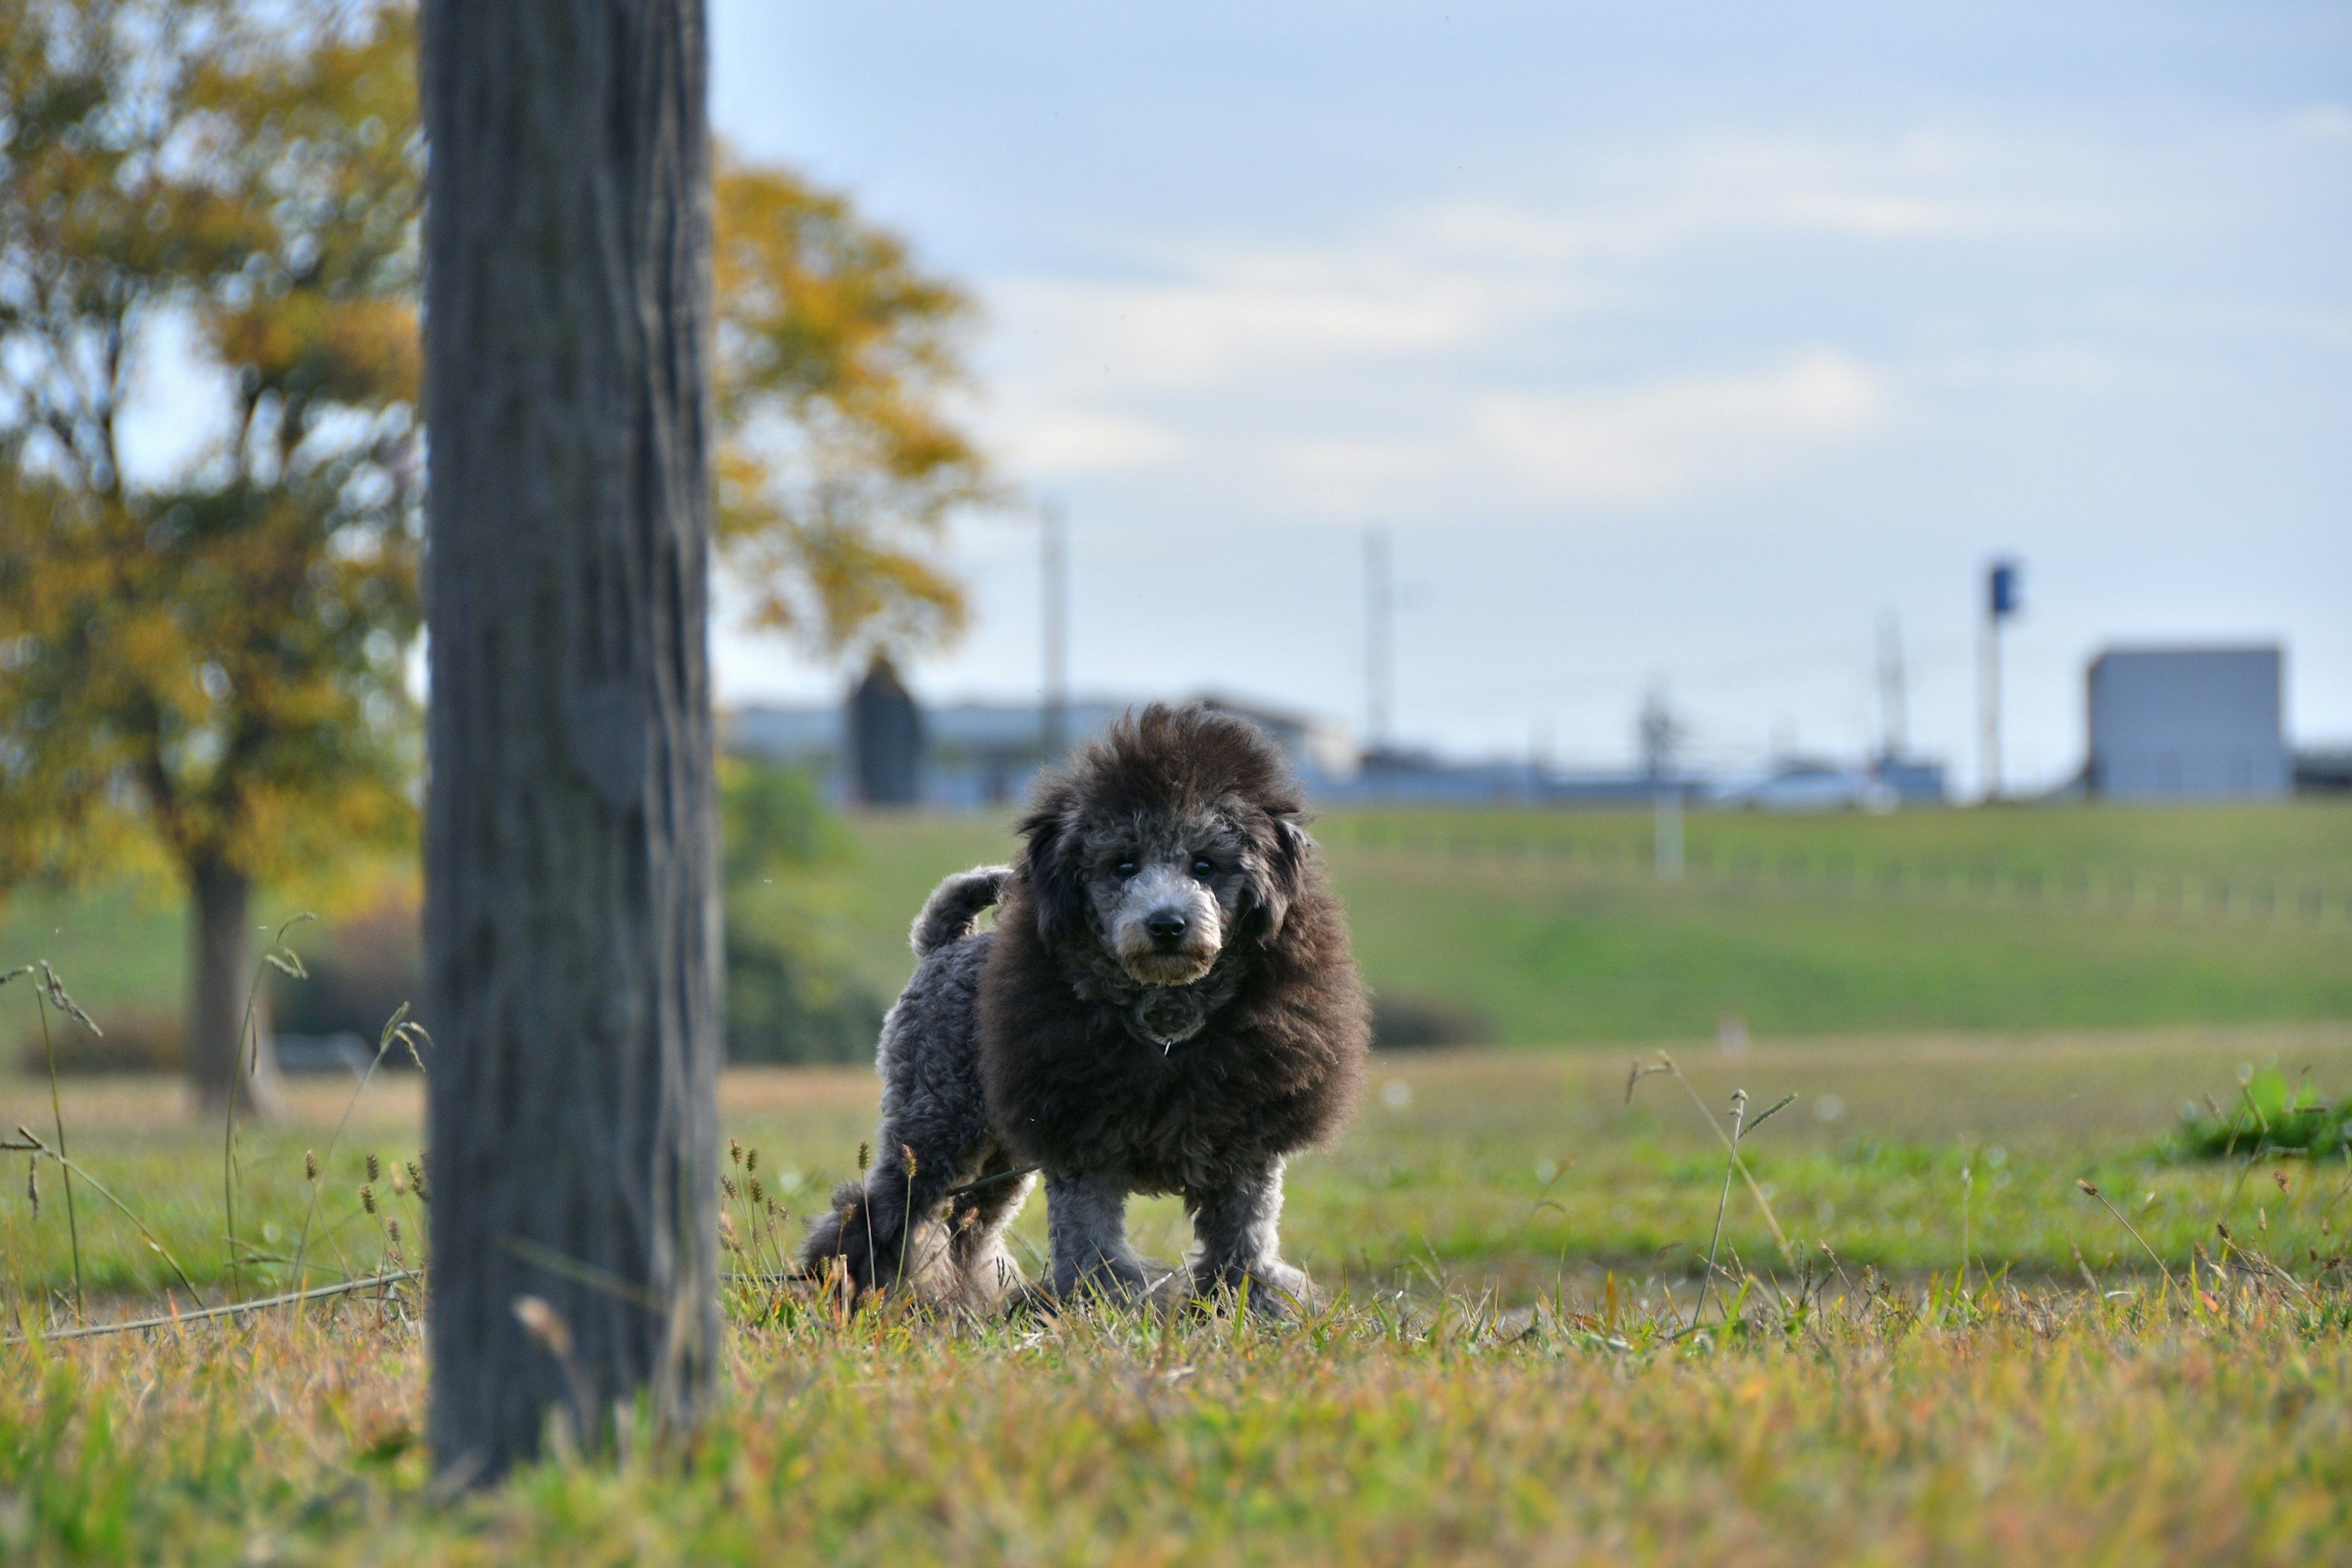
[800,702,1368,1314]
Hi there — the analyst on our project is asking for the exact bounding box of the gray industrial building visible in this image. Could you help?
[2086,646,2288,799]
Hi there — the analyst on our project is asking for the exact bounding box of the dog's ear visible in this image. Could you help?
[1246,814,1313,941]
[1020,806,1088,949]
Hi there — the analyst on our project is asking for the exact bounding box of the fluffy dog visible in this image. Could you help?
[800,702,1368,1313]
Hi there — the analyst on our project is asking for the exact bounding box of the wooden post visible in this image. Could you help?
[420,0,720,1482]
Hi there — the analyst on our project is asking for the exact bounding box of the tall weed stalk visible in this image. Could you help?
[225,914,313,1300]
[4,963,101,1321]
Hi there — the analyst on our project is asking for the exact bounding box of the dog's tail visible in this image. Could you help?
[910,864,1011,956]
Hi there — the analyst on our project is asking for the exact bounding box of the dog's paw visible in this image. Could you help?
[1189,1260,1316,1320]
[1001,1279,1060,1321]
[1048,1256,1168,1313]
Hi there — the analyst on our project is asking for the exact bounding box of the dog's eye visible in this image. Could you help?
[1191,857,1216,879]
[1114,858,1139,878]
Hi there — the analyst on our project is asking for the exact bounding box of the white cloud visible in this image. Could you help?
[1267,434,1450,514]
[991,252,1526,395]
[2089,296,2352,358]
[993,406,1185,475]
[976,129,2109,499]
[1262,352,1891,514]
[967,124,2238,525]
[1468,351,1888,503]
[2292,103,2352,141]
[1414,134,2103,265]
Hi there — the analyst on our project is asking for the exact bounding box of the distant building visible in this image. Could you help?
[727,684,1954,810]
[725,691,1355,809]
[1195,695,1360,786]
[1871,755,1948,805]
[2086,646,2288,799]
[1329,747,1556,804]
[2291,747,2352,796]
[728,698,1125,806]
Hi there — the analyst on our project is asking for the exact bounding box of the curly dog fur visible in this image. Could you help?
[800,701,1369,1313]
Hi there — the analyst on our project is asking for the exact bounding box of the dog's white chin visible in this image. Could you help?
[1118,948,1218,987]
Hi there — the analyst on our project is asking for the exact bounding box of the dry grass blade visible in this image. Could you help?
[6,1270,417,1346]
[513,1294,599,1453]
[499,1236,663,1312]
[2076,1178,2179,1295]
[31,963,91,1319]
[2212,1223,2315,1303]
[225,914,317,1304]
[35,960,102,1035]
[13,1125,211,1310]
[1626,1060,1673,1104]
[1631,1052,1794,1261]
[287,1003,431,1313]
[1697,1090,1749,1326]
[941,1163,1039,1201]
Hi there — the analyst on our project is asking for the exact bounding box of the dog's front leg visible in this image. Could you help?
[1043,1169,1150,1303]
[1187,1159,1313,1316]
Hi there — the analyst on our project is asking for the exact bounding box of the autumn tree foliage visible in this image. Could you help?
[0,0,423,1108]
[712,151,990,665]
[0,2,990,1110]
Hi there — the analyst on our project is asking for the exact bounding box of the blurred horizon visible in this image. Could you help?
[702,0,2351,792]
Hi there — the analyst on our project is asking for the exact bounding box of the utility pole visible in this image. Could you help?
[1364,526,1392,755]
[1040,499,1068,762]
[1980,560,2021,801]
[1876,609,1908,761]
[1639,687,1684,881]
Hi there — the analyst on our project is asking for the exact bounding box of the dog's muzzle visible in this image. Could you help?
[1112,870,1220,986]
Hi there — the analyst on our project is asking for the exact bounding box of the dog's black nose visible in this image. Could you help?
[1145,910,1189,945]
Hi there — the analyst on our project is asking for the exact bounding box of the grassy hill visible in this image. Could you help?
[764,801,2352,1046]
[5,801,2348,1049]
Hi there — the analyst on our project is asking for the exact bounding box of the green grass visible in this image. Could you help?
[0,883,188,1019]
[788,802,2352,1044]
[8,801,2348,1048]
[9,1278,2349,1565]
[3,803,2348,1560]
[5,1027,2352,1563]
[11,1023,2351,1302]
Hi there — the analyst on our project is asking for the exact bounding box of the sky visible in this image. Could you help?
[699,1,2352,792]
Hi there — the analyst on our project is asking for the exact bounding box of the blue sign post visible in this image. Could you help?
[1981,559,2022,800]
[1989,561,2022,621]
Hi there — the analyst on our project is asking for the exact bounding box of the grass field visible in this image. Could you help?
[6,801,2348,1049]
[10,1259,2347,1565]
[3,803,2348,1561]
[4,1025,2351,1562]
[782,801,2352,1044]
[7,1022,2351,1300]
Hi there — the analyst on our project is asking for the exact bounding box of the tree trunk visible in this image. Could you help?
[186,859,282,1114]
[420,0,720,1483]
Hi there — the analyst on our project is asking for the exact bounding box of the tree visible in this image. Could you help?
[711,151,990,666]
[0,0,423,1108]
[0,2,988,1115]
[718,758,886,1065]
[421,0,719,1479]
